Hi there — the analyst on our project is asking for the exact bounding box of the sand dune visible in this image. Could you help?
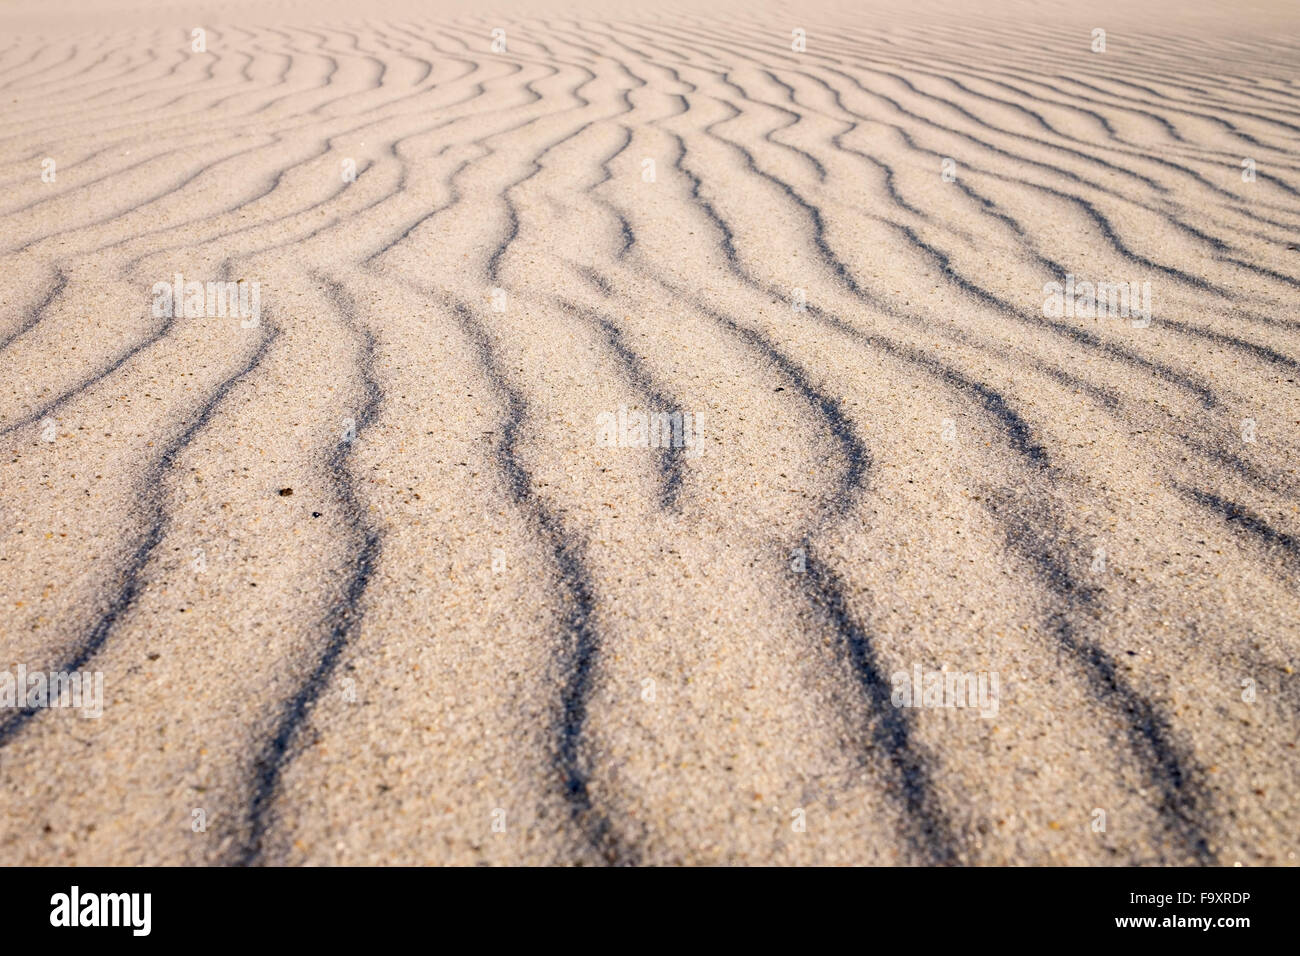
[0,0,1297,865]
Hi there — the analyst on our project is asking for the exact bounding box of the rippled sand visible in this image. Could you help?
[0,0,1297,865]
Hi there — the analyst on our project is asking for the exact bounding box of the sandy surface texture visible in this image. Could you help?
[0,0,1297,865]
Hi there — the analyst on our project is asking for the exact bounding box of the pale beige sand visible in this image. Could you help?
[0,0,1297,865]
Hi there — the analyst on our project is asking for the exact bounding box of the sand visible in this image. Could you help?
[0,0,1296,865]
